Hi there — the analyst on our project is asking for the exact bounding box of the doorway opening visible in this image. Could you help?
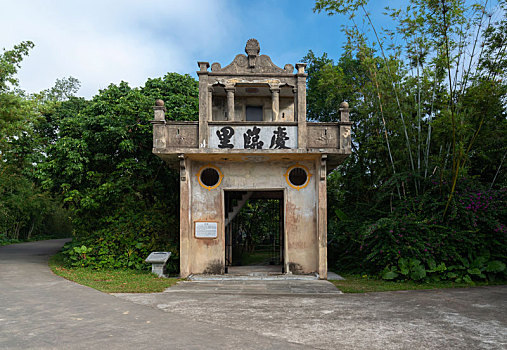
[246,106,263,121]
[224,190,284,275]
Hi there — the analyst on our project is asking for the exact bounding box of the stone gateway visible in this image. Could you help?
[151,39,352,279]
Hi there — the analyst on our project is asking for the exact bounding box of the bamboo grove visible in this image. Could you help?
[310,0,506,281]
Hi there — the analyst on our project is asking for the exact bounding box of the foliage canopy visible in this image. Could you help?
[312,0,507,282]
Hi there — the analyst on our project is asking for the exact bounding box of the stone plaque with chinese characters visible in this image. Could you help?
[195,221,218,238]
[209,125,297,149]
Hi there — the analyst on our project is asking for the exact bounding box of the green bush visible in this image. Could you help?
[61,207,179,273]
[329,178,507,283]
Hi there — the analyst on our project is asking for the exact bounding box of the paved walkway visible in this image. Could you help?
[1,239,506,349]
[0,240,305,349]
[116,282,507,349]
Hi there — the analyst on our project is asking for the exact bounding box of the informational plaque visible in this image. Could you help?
[195,221,218,238]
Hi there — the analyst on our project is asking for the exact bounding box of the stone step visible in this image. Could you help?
[188,273,319,281]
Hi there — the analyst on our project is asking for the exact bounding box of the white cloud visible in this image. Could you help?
[0,0,237,98]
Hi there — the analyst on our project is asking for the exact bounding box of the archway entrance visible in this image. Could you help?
[224,190,284,275]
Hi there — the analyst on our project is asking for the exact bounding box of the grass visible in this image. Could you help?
[330,274,507,293]
[48,252,505,294]
[240,250,278,265]
[1,238,25,247]
[1,235,70,247]
[49,253,181,293]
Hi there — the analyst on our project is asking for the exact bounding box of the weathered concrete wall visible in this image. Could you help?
[182,157,321,276]
[279,97,295,122]
[188,161,225,274]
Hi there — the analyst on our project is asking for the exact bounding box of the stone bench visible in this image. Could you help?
[145,252,171,278]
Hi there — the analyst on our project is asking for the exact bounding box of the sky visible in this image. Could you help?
[0,0,360,98]
[1,0,488,99]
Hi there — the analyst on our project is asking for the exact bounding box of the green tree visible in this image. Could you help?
[0,42,72,243]
[311,0,507,281]
[0,41,34,159]
[37,73,198,270]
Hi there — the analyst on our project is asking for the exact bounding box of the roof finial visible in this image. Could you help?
[245,38,260,68]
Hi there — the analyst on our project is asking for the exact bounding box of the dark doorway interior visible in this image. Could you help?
[224,191,283,273]
[246,106,263,121]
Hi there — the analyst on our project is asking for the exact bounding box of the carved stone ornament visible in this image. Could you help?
[210,39,289,74]
[178,155,186,181]
[210,62,221,72]
[284,64,294,73]
[320,155,327,180]
[245,38,260,67]
[245,38,260,57]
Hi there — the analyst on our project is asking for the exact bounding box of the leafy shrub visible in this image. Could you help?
[382,256,506,283]
[63,245,94,267]
[329,177,507,283]
[62,207,179,273]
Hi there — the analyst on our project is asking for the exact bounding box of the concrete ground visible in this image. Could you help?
[116,282,507,350]
[0,239,305,350]
[1,239,506,349]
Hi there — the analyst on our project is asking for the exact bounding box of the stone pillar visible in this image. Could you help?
[208,86,213,121]
[152,99,166,149]
[225,87,235,121]
[153,99,166,121]
[197,62,209,148]
[292,87,298,123]
[179,155,191,278]
[270,87,280,121]
[317,155,328,279]
[340,101,350,122]
[295,63,307,149]
[339,101,351,152]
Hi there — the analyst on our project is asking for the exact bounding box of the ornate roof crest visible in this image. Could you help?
[245,38,260,68]
[210,39,292,74]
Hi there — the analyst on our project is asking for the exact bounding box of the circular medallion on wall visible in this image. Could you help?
[197,165,223,190]
[284,164,312,190]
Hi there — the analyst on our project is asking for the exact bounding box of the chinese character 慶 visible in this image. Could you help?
[269,126,289,149]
